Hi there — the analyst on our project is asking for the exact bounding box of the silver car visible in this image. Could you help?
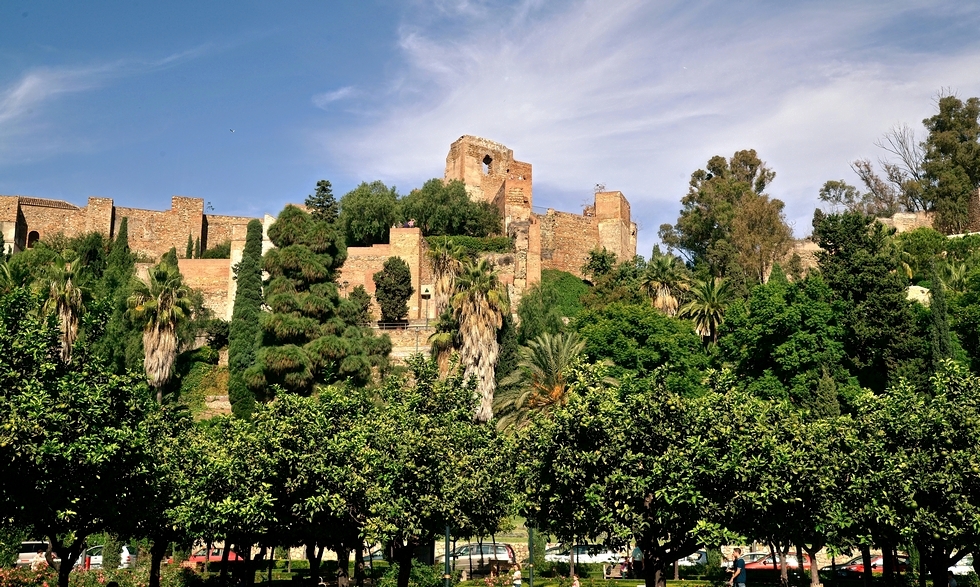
[436,543,516,574]
[82,544,138,569]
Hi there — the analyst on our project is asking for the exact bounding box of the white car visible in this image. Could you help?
[544,544,620,565]
[950,554,974,576]
[83,544,138,569]
[678,550,707,566]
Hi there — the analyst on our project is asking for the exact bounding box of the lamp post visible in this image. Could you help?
[528,526,534,587]
[444,526,451,587]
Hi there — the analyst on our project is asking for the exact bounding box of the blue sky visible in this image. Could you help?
[3,1,980,256]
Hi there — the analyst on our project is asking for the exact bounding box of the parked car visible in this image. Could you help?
[181,547,244,568]
[678,550,708,567]
[724,551,770,568]
[544,544,620,565]
[950,554,974,576]
[82,544,139,569]
[821,554,909,578]
[16,541,59,568]
[435,543,516,574]
[744,554,813,570]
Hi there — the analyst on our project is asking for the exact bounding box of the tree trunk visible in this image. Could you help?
[51,536,85,587]
[778,543,789,587]
[306,542,324,584]
[338,547,350,583]
[149,539,167,587]
[641,550,668,587]
[803,544,823,587]
[861,545,872,587]
[220,542,232,584]
[882,543,895,587]
[394,542,416,587]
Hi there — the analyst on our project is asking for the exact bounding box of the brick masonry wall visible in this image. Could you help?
[203,213,254,251]
[137,259,233,319]
[537,209,598,279]
[115,196,205,260]
[18,200,85,244]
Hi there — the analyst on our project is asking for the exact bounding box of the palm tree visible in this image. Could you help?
[452,259,509,423]
[128,261,193,403]
[940,261,968,293]
[640,253,689,317]
[427,236,465,318]
[41,255,84,364]
[679,277,732,344]
[494,331,589,429]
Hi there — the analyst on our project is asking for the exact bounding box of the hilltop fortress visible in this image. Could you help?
[1,135,636,321]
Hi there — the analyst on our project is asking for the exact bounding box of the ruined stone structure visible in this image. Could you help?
[0,194,268,320]
[338,135,637,320]
[3,135,637,323]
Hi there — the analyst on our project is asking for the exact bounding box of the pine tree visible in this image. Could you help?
[244,205,390,397]
[228,219,263,418]
[185,235,194,259]
[305,180,339,224]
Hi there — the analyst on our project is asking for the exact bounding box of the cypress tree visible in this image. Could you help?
[194,236,201,259]
[94,217,141,373]
[185,235,194,259]
[228,219,263,418]
[931,265,953,369]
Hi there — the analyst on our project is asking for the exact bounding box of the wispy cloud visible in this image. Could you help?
[312,86,357,109]
[0,45,212,162]
[315,0,980,254]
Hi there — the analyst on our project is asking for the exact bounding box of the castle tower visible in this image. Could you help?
[445,135,532,229]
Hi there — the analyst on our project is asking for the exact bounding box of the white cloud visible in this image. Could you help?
[313,0,980,255]
[312,86,357,109]
[0,46,212,163]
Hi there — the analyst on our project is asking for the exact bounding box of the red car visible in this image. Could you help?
[744,554,814,570]
[181,547,244,568]
[833,554,909,578]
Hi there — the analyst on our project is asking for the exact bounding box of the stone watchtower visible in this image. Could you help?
[445,135,533,229]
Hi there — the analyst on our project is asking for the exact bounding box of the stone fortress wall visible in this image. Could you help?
[2,134,637,323]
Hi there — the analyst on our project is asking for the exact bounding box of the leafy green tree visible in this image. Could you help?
[452,259,508,422]
[518,366,745,587]
[400,179,502,237]
[576,302,708,396]
[228,219,264,418]
[582,247,617,282]
[373,256,414,323]
[128,258,194,403]
[0,287,155,587]
[717,274,849,415]
[848,361,980,586]
[246,205,389,397]
[660,149,789,280]
[306,179,340,224]
[812,210,924,392]
[92,217,142,373]
[361,356,512,587]
[339,181,400,247]
[516,270,588,344]
[921,94,980,233]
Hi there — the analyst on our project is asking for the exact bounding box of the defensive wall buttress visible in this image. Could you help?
[3,134,637,324]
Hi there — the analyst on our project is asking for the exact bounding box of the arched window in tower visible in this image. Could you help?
[482,155,492,175]
[27,231,40,249]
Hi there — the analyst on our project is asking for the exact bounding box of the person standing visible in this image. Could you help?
[571,574,580,587]
[512,563,522,587]
[729,548,746,587]
[949,571,958,587]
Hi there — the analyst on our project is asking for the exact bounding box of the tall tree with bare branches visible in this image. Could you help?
[452,259,509,422]
[128,258,193,403]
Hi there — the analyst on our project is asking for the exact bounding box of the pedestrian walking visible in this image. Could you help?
[30,550,46,572]
[728,548,746,587]
[571,574,580,587]
[512,563,522,587]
